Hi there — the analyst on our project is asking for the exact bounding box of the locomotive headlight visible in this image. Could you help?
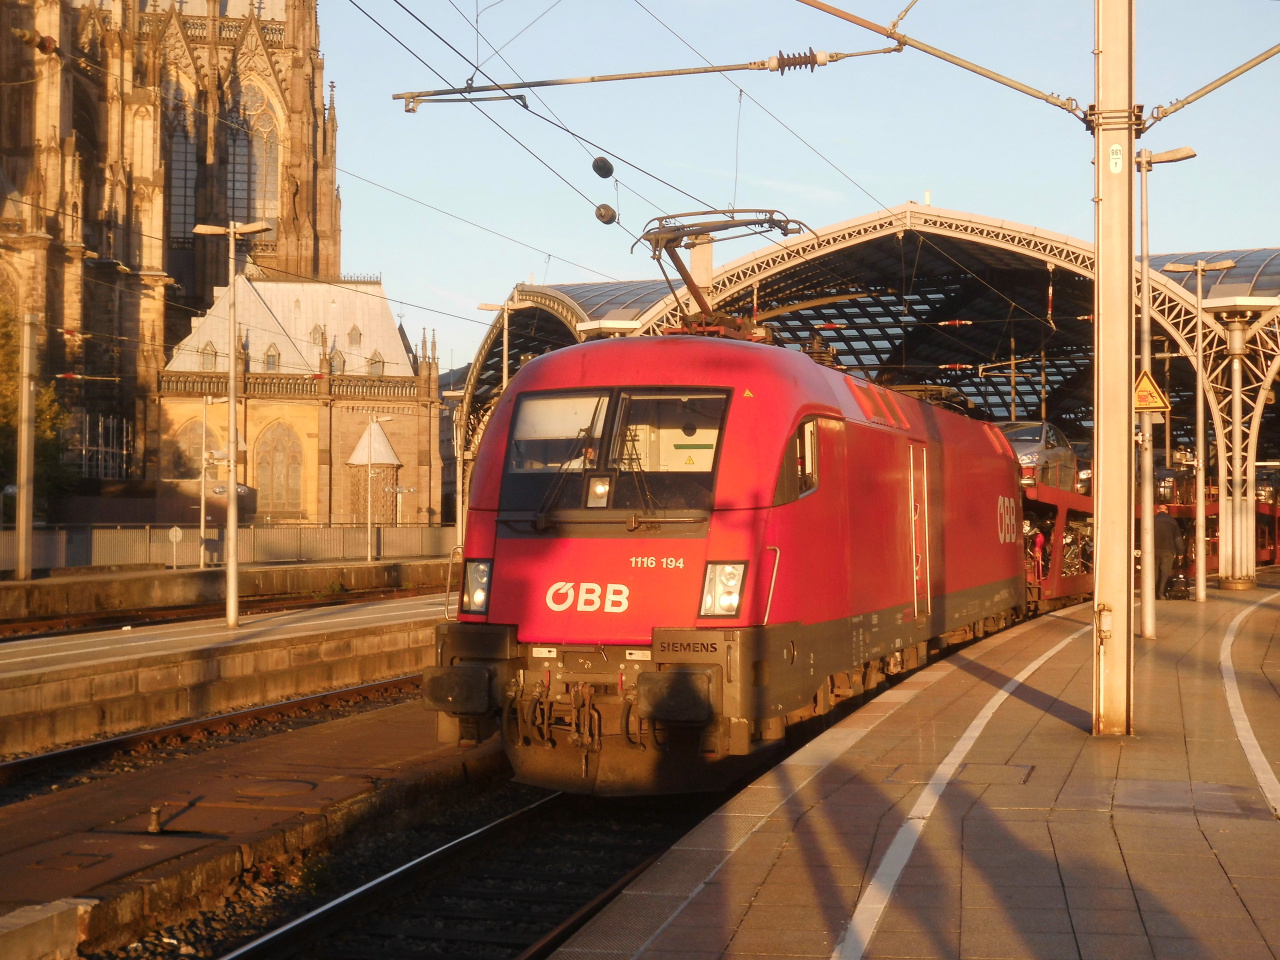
[461,560,492,615]
[586,474,611,508]
[700,562,746,618]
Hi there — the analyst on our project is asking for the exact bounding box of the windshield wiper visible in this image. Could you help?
[533,397,605,531]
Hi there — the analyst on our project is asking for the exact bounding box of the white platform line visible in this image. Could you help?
[831,624,1088,960]
[617,610,1089,960]
[1218,590,1280,818]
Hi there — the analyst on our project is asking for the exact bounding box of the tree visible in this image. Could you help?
[0,305,77,521]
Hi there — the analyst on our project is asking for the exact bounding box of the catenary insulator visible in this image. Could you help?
[770,47,828,75]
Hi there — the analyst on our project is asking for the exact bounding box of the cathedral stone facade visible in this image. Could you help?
[0,0,342,485]
[0,0,444,526]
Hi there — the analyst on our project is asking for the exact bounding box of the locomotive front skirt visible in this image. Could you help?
[424,336,1027,795]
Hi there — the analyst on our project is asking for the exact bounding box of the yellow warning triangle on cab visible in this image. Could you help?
[1134,369,1170,412]
[744,389,754,397]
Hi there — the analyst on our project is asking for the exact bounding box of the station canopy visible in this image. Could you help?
[465,205,1280,459]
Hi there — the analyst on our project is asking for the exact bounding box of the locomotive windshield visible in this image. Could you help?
[499,387,730,523]
[506,392,609,473]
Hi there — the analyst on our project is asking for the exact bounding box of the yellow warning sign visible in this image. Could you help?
[744,389,754,398]
[684,456,695,465]
[1134,369,1170,412]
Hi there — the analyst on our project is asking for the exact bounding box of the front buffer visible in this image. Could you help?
[426,622,830,796]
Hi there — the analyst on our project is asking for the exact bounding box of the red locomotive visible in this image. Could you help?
[425,336,1032,794]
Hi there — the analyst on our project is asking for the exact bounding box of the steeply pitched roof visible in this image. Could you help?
[167,277,414,376]
[347,421,402,466]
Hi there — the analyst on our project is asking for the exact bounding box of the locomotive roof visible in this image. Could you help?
[468,335,1012,513]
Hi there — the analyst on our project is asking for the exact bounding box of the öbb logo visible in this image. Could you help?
[545,582,630,613]
[996,495,1019,544]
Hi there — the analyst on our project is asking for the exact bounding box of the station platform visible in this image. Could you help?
[560,579,1280,960]
[0,593,447,754]
[0,700,503,959]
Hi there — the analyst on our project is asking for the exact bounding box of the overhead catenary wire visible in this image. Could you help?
[346,0,609,219]
[440,0,669,219]
[627,0,1049,331]
[388,0,715,212]
[39,40,619,284]
[0,199,580,369]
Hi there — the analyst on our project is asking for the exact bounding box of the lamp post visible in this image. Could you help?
[1136,146,1195,638]
[192,220,270,627]
[1162,259,1235,601]
[366,415,394,562]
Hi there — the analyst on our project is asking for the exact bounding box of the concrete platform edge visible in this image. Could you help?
[0,558,451,622]
[0,618,442,754]
[0,897,96,960]
[0,738,508,958]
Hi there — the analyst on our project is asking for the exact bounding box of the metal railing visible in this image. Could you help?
[0,524,456,572]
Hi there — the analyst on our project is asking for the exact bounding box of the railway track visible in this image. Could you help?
[217,791,723,960]
[0,674,422,788]
[0,582,444,640]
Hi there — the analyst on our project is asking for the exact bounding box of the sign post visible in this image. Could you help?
[168,525,183,570]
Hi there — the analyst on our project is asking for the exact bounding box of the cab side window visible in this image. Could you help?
[773,420,819,505]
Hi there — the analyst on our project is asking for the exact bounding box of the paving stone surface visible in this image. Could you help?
[558,576,1280,959]
[0,700,470,914]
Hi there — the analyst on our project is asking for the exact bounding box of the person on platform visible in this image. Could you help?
[1154,504,1185,599]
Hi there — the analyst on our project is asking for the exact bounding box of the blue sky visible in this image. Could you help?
[316,0,1280,368]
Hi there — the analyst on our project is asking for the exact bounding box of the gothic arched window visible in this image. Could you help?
[200,341,217,371]
[310,324,324,345]
[348,325,361,347]
[330,349,345,374]
[254,420,303,515]
[165,92,197,245]
[263,343,280,372]
[368,351,384,377]
[165,419,219,480]
[226,82,279,234]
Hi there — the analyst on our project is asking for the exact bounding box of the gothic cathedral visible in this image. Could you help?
[0,0,342,482]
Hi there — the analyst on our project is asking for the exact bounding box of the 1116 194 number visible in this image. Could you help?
[630,557,684,568]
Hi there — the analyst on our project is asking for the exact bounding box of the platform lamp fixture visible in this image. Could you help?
[1161,258,1236,603]
[1136,146,1196,638]
[192,219,270,628]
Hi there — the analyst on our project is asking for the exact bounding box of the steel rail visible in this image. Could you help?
[216,792,563,960]
[511,850,662,960]
[0,675,422,786]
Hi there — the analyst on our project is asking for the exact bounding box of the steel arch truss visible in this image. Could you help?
[627,204,1230,453]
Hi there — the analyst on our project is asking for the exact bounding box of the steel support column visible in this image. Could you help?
[1230,322,1246,583]
[1195,270,1207,601]
[1091,0,1136,736]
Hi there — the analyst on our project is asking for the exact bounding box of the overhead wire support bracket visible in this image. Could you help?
[392,46,899,110]
[410,93,527,109]
[791,0,1085,122]
[1144,40,1280,130]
